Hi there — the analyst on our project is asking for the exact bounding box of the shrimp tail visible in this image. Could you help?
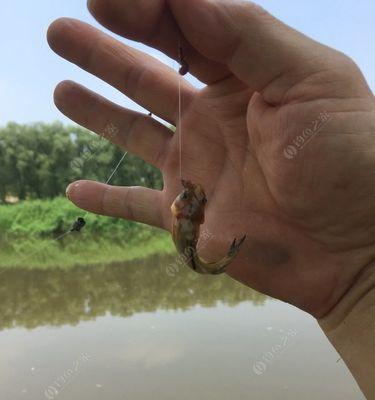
[193,235,247,275]
[228,235,247,257]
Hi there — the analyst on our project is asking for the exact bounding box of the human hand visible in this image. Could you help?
[48,0,375,318]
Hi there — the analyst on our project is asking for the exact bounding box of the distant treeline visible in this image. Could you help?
[0,122,163,202]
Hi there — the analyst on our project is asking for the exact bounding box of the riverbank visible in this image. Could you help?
[0,233,174,269]
[0,197,174,269]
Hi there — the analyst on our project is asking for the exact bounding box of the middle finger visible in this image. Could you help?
[47,18,195,124]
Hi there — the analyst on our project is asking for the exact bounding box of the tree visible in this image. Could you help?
[0,122,162,201]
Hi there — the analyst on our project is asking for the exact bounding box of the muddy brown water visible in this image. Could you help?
[0,254,364,399]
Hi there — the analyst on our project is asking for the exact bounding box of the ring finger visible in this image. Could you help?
[54,80,173,170]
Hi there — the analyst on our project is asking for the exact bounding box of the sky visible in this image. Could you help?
[0,0,374,127]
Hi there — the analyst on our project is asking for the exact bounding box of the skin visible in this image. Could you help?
[47,0,375,397]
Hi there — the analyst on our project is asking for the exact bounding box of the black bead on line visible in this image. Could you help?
[70,217,86,233]
[178,46,189,76]
[179,59,189,76]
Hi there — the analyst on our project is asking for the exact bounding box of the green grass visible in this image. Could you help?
[0,196,152,239]
[0,197,175,269]
[0,233,174,269]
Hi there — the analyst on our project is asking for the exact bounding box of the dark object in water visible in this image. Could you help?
[70,217,86,233]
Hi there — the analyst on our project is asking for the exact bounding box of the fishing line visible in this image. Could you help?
[177,38,189,182]
[4,151,129,268]
[178,38,183,181]
[5,40,189,268]
[76,150,129,221]
[11,230,74,268]
[105,152,128,184]
[178,65,182,181]
[73,150,128,228]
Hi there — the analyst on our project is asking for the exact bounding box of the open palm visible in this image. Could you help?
[48,0,375,317]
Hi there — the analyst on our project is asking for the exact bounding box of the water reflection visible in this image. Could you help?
[0,253,266,330]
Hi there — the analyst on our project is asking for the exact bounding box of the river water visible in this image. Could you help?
[0,254,364,400]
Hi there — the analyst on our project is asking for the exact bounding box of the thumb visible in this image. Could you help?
[169,0,368,102]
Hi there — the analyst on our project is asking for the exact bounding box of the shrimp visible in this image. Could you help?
[171,180,246,275]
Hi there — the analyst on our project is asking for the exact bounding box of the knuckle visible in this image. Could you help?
[122,188,135,221]
[328,51,369,93]
[101,185,112,215]
[243,2,270,18]
[123,114,140,148]
[85,35,107,72]
[334,51,361,74]
[125,61,148,100]
[322,50,362,80]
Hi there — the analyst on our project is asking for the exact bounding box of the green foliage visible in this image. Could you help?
[0,197,173,268]
[0,122,163,202]
[0,196,157,239]
[0,234,174,269]
[0,122,168,268]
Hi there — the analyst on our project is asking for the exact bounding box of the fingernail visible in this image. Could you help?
[87,0,95,11]
[66,182,80,201]
[54,81,72,109]
[66,183,73,200]
[249,91,260,107]
[54,89,64,109]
